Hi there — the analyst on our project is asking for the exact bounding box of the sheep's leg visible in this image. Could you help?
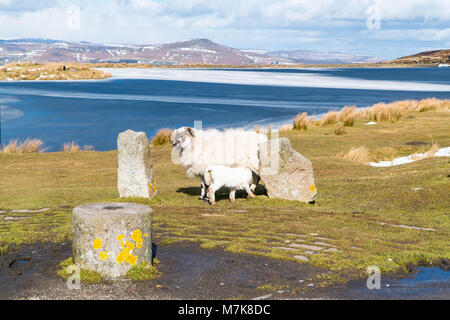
[250,173,261,192]
[229,188,237,202]
[244,186,255,198]
[208,185,216,205]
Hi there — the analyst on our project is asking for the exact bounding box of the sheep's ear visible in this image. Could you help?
[186,127,195,137]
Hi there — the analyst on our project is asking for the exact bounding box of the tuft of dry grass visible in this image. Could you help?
[279,123,293,131]
[364,103,405,122]
[414,98,450,112]
[334,124,346,135]
[420,140,440,159]
[319,111,339,126]
[293,112,312,131]
[1,138,46,153]
[151,129,173,146]
[337,146,370,163]
[337,106,357,127]
[62,141,81,153]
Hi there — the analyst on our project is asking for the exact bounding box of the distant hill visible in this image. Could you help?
[390,49,450,65]
[0,38,278,65]
[0,38,383,66]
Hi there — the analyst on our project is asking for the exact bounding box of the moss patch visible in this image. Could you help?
[126,260,161,281]
[57,257,103,284]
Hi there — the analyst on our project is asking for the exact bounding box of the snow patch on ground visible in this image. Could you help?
[368,147,450,167]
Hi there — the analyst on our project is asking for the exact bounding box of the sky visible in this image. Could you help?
[0,0,448,59]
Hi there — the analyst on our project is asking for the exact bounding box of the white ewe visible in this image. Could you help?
[171,127,267,200]
[204,165,255,205]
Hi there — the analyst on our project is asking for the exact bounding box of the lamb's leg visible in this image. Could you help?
[229,188,237,202]
[199,175,206,200]
[244,186,255,198]
[208,185,216,205]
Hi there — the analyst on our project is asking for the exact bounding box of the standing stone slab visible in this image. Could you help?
[259,138,317,203]
[118,129,156,198]
[73,202,152,278]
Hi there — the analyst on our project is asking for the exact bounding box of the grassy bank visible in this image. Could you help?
[0,110,449,284]
[0,62,111,80]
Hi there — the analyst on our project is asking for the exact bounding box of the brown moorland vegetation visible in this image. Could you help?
[290,98,449,132]
[0,62,111,80]
[151,129,173,146]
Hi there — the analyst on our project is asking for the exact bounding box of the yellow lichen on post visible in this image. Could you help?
[125,254,138,266]
[132,229,144,249]
[93,238,102,249]
[99,251,109,260]
[131,229,142,242]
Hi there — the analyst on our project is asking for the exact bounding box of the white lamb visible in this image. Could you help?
[171,127,267,200]
[204,165,255,205]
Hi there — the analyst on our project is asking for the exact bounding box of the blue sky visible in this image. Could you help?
[0,0,448,59]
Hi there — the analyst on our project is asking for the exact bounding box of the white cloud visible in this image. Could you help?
[0,0,448,58]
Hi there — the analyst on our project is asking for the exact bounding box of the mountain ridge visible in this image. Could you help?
[0,38,384,66]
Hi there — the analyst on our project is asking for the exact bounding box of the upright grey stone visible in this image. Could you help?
[117,129,156,198]
[258,138,317,203]
[73,202,152,278]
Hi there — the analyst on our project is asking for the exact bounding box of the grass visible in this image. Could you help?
[1,138,46,153]
[319,111,339,127]
[0,62,111,80]
[151,129,173,146]
[58,257,103,284]
[126,260,161,281]
[62,141,81,152]
[308,98,450,131]
[334,124,346,136]
[0,108,449,286]
[293,112,311,131]
[337,106,356,127]
[1,140,95,153]
[57,257,160,283]
[339,141,442,163]
[338,146,370,163]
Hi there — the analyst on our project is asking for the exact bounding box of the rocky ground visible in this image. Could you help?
[1,241,448,300]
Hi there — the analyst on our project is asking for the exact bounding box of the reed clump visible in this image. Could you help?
[0,138,46,153]
[151,129,173,146]
[319,111,339,126]
[293,112,312,131]
[338,106,357,127]
[62,141,81,152]
[337,146,370,163]
[312,98,449,129]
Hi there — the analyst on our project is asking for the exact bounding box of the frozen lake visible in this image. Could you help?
[1,67,449,151]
